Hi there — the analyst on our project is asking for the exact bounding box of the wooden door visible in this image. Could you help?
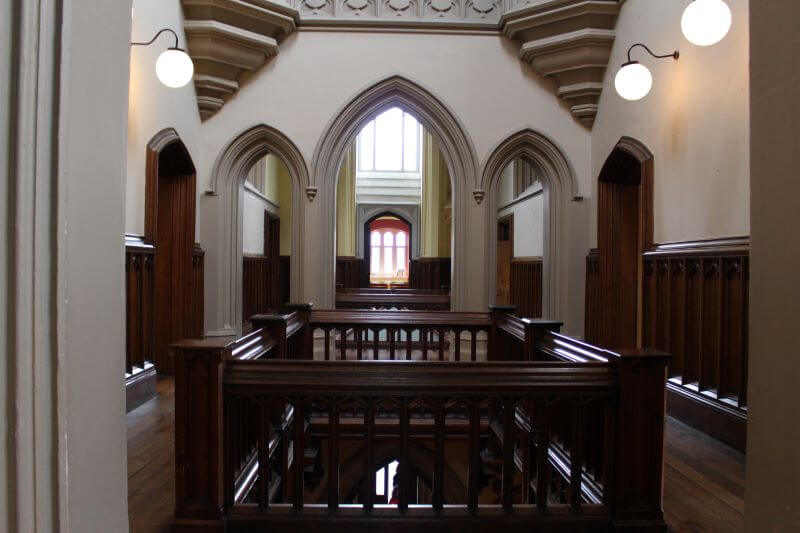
[153,172,196,373]
[496,219,512,305]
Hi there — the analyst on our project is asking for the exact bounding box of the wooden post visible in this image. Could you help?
[522,319,563,361]
[171,338,231,532]
[251,313,289,358]
[488,305,516,361]
[611,348,670,532]
[285,302,313,358]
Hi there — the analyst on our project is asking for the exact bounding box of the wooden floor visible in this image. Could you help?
[128,377,745,533]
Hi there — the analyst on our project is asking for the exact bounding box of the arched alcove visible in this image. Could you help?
[480,128,578,322]
[310,75,479,310]
[207,124,309,334]
[594,136,654,349]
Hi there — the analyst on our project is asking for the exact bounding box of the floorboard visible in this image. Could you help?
[127,377,745,532]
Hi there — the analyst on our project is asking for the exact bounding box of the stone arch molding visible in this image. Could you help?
[310,74,480,310]
[480,128,577,322]
[208,124,309,335]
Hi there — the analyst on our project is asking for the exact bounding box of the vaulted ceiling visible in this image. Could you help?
[181,0,621,126]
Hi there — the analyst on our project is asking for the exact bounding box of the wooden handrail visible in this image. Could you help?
[171,309,669,533]
[335,289,451,311]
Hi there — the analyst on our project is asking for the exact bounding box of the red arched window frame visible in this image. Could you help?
[369,217,410,284]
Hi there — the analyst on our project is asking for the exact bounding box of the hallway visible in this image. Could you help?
[127,377,745,533]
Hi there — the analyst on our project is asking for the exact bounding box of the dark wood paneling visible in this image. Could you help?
[509,257,542,318]
[125,235,155,374]
[243,254,291,323]
[190,245,205,338]
[409,257,451,290]
[336,256,362,289]
[584,249,600,344]
[641,238,749,451]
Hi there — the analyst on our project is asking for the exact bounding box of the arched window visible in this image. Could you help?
[368,217,410,285]
[357,108,421,173]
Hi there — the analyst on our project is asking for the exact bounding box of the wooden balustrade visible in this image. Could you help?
[171,314,669,533]
[335,287,450,311]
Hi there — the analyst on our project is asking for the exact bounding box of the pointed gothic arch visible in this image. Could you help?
[480,128,578,322]
[207,124,309,335]
[310,75,479,310]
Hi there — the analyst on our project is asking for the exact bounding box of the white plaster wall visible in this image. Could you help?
[127,0,203,238]
[197,30,591,327]
[499,193,544,258]
[0,1,10,525]
[62,0,132,529]
[746,0,800,528]
[243,187,276,254]
[591,0,750,246]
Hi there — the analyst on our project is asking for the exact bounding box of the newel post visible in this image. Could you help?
[171,338,231,532]
[522,319,563,361]
[285,302,313,358]
[251,313,290,358]
[611,349,670,532]
[488,305,516,360]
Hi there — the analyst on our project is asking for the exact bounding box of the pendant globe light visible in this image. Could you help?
[681,0,732,47]
[615,44,679,101]
[131,28,194,88]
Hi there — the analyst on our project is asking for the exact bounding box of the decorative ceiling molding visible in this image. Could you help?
[181,0,300,119]
[180,0,620,124]
[501,0,621,126]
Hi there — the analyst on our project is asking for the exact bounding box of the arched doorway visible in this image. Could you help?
[480,129,578,323]
[595,137,654,349]
[364,213,412,287]
[207,124,308,335]
[144,128,199,373]
[310,75,479,310]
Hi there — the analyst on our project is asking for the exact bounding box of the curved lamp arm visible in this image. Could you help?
[623,43,680,66]
[131,28,183,51]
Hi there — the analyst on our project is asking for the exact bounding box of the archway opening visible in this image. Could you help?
[494,157,545,317]
[593,138,654,349]
[145,132,199,374]
[241,153,293,324]
[334,106,452,293]
[366,215,411,287]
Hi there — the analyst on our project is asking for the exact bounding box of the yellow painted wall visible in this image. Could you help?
[421,131,451,258]
[336,144,357,257]
[277,159,292,256]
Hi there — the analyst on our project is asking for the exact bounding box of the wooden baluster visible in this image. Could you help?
[468,399,481,512]
[324,328,330,361]
[328,399,338,512]
[398,397,409,514]
[293,399,305,510]
[422,328,429,361]
[433,401,445,513]
[373,328,379,360]
[438,329,445,361]
[405,328,412,360]
[502,399,515,512]
[364,401,375,514]
[389,327,396,360]
[471,329,477,362]
[356,327,363,361]
[454,329,462,362]
[340,328,347,360]
[570,398,583,511]
[225,396,235,509]
[536,398,549,510]
[258,396,271,508]
[602,399,616,507]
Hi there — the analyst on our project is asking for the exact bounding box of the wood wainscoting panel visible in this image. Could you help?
[641,237,749,451]
[409,257,451,291]
[243,254,270,323]
[125,235,156,411]
[336,256,362,289]
[509,257,542,318]
[584,249,600,344]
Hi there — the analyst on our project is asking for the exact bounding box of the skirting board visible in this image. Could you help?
[666,382,747,453]
[126,365,157,413]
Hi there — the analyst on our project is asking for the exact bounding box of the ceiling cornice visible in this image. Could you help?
[181,0,621,125]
